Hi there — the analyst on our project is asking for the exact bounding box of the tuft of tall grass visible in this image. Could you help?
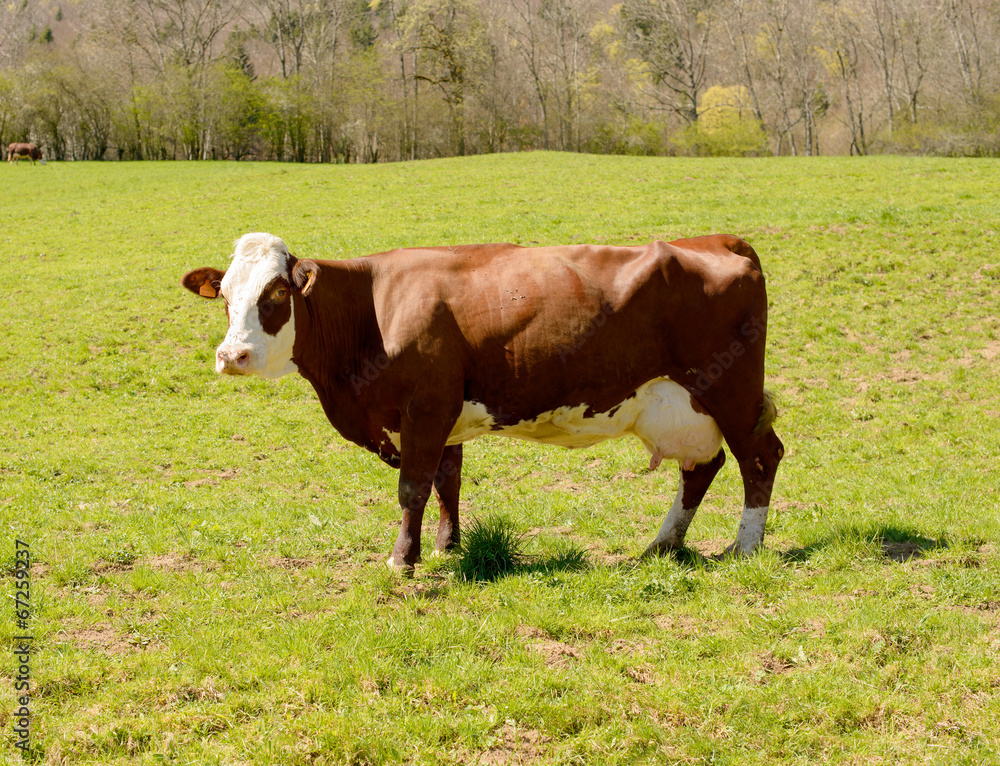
[452,514,525,582]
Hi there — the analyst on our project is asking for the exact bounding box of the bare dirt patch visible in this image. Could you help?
[55,619,155,655]
[613,469,639,481]
[607,637,653,656]
[516,625,582,667]
[30,562,51,578]
[799,617,828,638]
[909,583,935,599]
[525,525,575,538]
[605,639,658,683]
[91,559,135,574]
[889,368,945,384]
[622,664,657,684]
[476,722,552,765]
[772,499,807,515]
[164,678,226,705]
[758,652,794,678]
[882,541,928,562]
[583,542,631,568]
[841,326,880,354]
[264,556,315,570]
[653,613,712,638]
[981,340,1000,361]
[686,538,733,560]
[540,478,589,493]
[149,552,211,574]
[184,468,238,488]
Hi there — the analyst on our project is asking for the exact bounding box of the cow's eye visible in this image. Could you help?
[271,287,289,302]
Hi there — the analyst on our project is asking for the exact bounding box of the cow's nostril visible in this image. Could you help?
[216,346,253,373]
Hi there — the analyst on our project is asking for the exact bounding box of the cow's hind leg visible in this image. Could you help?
[726,425,784,556]
[432,444,462,555]
[641,448,725,558]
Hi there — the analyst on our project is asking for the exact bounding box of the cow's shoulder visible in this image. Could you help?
[646,235,762,295]
[664,234,762,272]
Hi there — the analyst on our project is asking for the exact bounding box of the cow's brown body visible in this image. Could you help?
[183,233,783,570]
[7,143,42,164]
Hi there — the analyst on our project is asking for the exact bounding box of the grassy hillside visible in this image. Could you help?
[1,153,999,764]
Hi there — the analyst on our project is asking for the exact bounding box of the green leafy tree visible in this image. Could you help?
[620,0,717,126]
[398,0,490,155]
[208,63,274,159]
[672,83,767,154]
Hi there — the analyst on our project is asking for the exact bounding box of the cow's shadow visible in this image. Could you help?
[422,524,949,587]
[640,523,948,570]
[778,523,947,564]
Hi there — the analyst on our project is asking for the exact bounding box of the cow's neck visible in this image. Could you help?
[292,260,382,434]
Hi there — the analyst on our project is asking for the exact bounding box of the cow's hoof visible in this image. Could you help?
[720,540,758,559]
[639,539,681,560]
[385,555,416,577]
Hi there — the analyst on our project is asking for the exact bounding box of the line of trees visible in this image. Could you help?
[2,0,999,161]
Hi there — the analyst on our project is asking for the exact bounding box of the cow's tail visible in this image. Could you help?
[753,389,778,436]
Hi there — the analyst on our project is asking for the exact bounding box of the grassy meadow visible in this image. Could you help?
[1,153,999,764]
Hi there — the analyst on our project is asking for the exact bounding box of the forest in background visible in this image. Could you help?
[2,0,999,162]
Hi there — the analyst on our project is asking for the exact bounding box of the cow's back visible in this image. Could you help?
[363,237,764,421]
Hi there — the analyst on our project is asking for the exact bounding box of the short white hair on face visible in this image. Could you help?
[232,232,289,264]
[221,233,291,301]
[217,232,299,379]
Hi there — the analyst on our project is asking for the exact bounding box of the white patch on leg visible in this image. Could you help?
[642,476,696,556]
[727,506,768,555]
[385,555,414,572]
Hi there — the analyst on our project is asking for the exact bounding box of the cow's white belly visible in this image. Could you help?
[445,377,723,466]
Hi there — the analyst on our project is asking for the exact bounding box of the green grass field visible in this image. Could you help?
[1,153,999,764]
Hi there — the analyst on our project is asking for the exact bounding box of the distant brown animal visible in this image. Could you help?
[183,232,783,571]
[7,143,43,165]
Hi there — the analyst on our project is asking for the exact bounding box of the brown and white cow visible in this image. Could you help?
[7,143,43,164]
[183,232,783,570]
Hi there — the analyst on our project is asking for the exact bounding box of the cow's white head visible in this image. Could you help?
[182,233,318,379]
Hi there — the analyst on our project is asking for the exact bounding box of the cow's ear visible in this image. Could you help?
[182,267,226,299]
[292,259,320,297]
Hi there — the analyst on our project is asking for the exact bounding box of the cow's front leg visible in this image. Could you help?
[389,407,460,572]
[433,444,462,555]
[392,475,431,572]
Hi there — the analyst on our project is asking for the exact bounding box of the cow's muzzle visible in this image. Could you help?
[216,344,253,375]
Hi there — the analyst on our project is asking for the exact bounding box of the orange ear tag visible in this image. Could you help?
[304,269,318,293]
[199,282,217,298]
